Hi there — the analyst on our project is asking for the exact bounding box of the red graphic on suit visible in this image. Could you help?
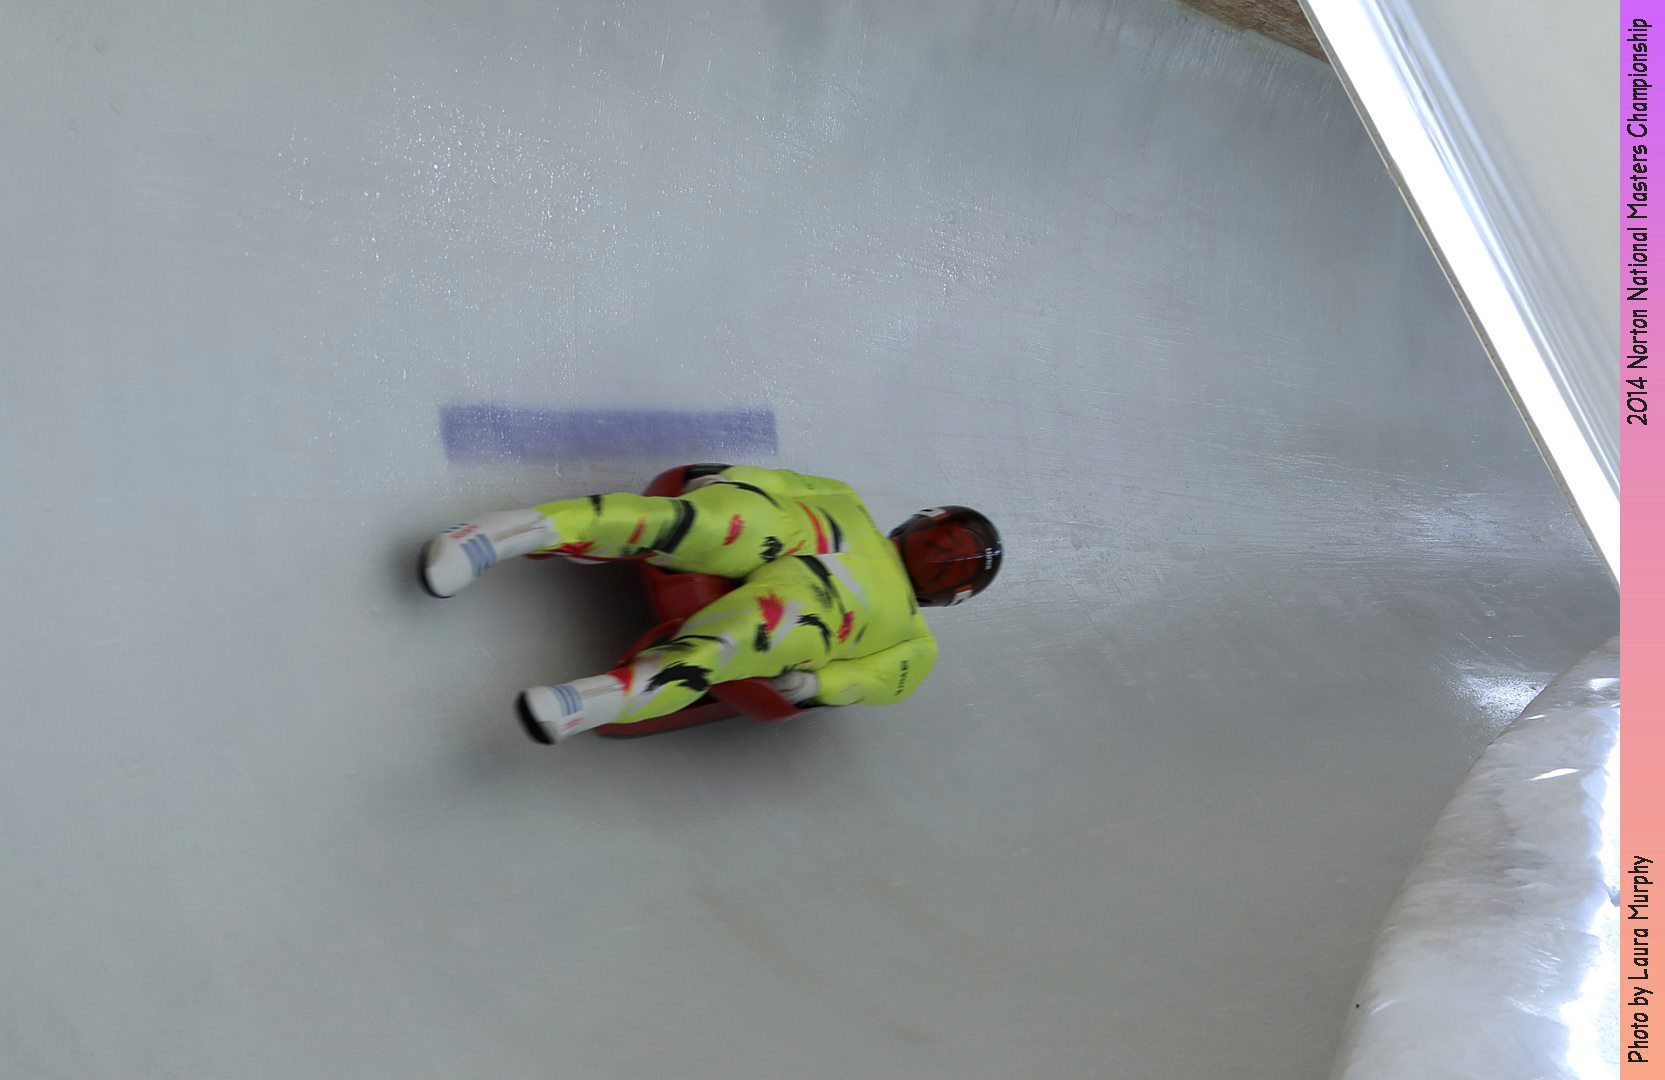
[758,592,786,633]
[800,504,830,554]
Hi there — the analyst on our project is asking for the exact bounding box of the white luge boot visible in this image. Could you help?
[420,509,557,598]
[518,675,628,744]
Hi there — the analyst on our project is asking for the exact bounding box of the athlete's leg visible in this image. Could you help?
[517,581,838,742]
[420,477,794,597]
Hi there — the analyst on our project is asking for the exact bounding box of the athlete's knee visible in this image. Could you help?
[631,631,737,695]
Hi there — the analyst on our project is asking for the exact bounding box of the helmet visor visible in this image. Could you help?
[890,507,1001,606]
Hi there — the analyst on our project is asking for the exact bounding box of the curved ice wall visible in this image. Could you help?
[1333,640,1621,1080]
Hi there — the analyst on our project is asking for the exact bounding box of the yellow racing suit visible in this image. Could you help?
[533,466,937,725]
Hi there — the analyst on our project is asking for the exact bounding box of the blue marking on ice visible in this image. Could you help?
[439,404,778,462]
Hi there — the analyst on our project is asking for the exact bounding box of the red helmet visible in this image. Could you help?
[889,506,1002,607]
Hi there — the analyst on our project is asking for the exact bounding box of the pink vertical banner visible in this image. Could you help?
[1626,1,1663,1074]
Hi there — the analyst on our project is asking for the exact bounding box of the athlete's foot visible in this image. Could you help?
[518,675,628,744]
[420,509,556,598]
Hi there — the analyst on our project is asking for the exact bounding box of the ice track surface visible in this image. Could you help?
[0,2,1615,1078]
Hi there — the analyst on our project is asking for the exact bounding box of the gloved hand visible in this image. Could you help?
[769,670,821,705]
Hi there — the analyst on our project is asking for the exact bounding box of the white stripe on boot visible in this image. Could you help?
[421,509,557,598]
[518,675,628,744]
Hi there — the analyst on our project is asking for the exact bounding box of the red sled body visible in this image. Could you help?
[591,464,807,738]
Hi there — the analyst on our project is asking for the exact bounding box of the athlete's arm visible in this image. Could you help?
[776,635,938,707]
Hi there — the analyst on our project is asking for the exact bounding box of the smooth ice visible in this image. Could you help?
[0,2,1616,1078]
